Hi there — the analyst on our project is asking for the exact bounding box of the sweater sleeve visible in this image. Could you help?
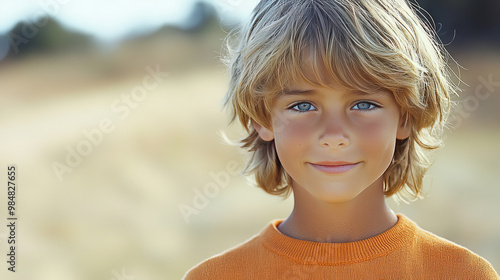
[468,254,499,279]
[182,264,210,280]
[182,244,253,280]
[181,254,247,280]
[182,258,222,280]
[182,255,231,280]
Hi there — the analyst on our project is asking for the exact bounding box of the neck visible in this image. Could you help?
[278,178,397,243]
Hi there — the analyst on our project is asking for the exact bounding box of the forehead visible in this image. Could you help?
[278,85,393,105]
[288,49,337,88]
[284,46,386,91]
[277,50,390,97]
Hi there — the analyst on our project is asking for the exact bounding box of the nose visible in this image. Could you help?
[318,114,350,149]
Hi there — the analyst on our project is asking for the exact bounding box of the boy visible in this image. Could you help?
[184,0,499,278]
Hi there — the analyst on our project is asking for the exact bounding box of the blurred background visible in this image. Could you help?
[0,0,498,279]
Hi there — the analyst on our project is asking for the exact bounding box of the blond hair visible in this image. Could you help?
[223,0,453,201]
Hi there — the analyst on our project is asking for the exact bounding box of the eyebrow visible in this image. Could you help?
[350,90,378,96]
[280,89,317,96]
[280,88,387,97]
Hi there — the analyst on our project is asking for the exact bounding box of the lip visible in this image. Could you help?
[308,161,360,174]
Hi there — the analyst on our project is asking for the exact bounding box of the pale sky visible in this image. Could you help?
[0,0,259,41]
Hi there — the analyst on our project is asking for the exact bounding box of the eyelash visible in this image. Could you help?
[351,101,380,111]
[287,100,381,113]
[287,101,317,113]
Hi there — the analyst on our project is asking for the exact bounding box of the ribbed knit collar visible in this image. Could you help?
[259,214,416,266]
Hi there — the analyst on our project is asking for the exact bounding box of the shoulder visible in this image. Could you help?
[412,221,499,279]
[182,229,268,280]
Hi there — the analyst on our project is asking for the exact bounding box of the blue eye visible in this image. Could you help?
[352,102,377,111]
[290,102,316,112]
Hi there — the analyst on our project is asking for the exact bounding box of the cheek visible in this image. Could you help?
[274,121,309,148]
[272,117,314,163]
[357,117,399,159]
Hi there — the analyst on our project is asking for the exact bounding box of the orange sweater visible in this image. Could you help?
[184,214,498,279]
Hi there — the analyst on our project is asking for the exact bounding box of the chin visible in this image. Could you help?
[308,185,367,204]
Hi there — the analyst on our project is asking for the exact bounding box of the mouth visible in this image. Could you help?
[308,161,360,174]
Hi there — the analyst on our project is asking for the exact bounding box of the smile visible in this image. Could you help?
[308,161,360,174]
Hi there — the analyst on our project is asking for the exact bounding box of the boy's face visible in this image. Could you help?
[253,79,410,203]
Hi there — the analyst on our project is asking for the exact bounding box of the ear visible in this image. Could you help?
[251,120,274,141]
[396,114,411,140]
